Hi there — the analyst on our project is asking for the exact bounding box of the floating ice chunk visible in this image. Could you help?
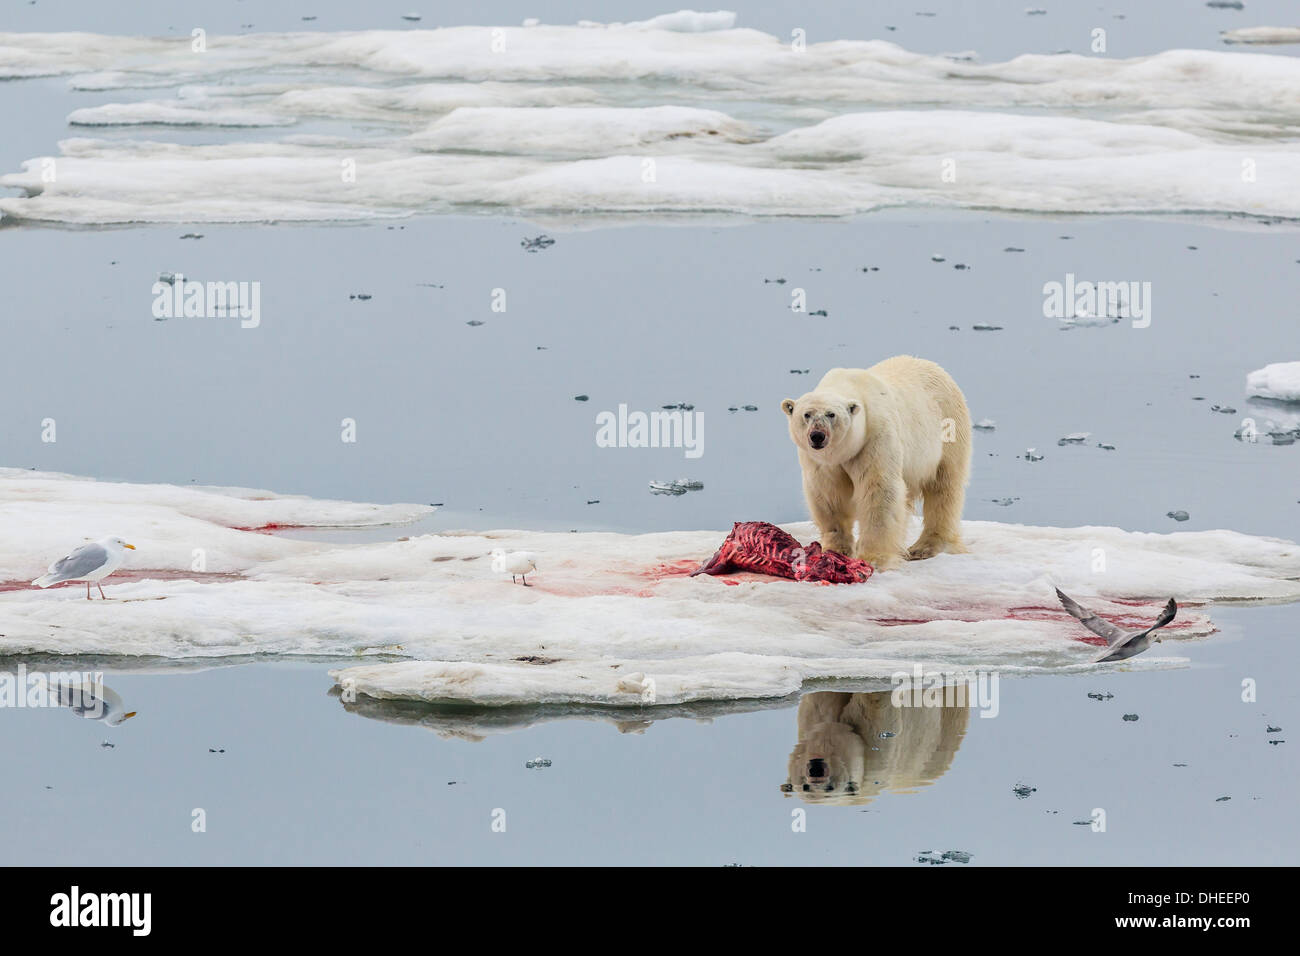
[68,102,287,127]
[1167,510,1190,522]
[624,11,737,32]
[520,234,555,252]
[1024,449,1044,461]
[1246,362,1300,402]
[7,469,1300,707]
[973,419,996,430]
[1057,432,1090,445]
[649,479,702,495]
[1222,27,1300,45]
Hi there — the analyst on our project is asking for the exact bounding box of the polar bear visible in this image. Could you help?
[781,355,970,570]
[781,691,969,805]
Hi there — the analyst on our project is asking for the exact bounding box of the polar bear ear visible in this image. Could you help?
[846,402,860,415]
[781,399,796,416]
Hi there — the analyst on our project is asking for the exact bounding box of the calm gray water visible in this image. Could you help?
[1,0,1298,865]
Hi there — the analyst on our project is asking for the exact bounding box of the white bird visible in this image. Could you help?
[1055,588,1178,663]
[32,536,137,599]
[50,678,137,726]
[491,549,537,586]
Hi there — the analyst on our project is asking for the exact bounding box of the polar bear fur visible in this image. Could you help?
[781,355,970,570]
[781,691,969,806]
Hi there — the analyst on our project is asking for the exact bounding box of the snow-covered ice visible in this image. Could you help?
[3,13,1300,224]
[1246,362,1300,402]
[3,469,1298,708]
[1222,27,1300,45]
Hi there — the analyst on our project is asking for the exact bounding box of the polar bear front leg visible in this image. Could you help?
[851,469,909,571]
[803,466,855,556]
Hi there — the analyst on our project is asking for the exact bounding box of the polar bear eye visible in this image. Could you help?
[826,412,835,420]
[803,412,812,421]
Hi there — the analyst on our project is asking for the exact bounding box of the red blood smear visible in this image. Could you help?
[0,569,244,592]
[226,523,299,534]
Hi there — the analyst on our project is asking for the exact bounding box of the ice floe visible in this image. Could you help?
[3,13,1300,224]
[1222,26,1300,45]
[3,469,1298,706]
[1246,361,1300,402]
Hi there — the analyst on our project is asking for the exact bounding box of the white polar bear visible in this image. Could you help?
[782,691,969,805]
[781,355,971,570]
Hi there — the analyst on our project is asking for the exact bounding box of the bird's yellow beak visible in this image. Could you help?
[123,711,137,720]
[123,544,136,550]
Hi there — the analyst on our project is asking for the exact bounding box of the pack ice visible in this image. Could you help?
[3,469,1299,707]
[3,11,1300,223]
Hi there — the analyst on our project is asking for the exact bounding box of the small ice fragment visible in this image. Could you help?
[521,235,555,252]
[662,402,694,411]
[974,419,996,430]
[931,254,946,262]
[878,730,897,738]
[179,232,203,239]
[522,18,540,26]
[972,323,1002,331]
[1210,404,1237,414]
[158,271,178,285]
[649,480,688,496]
[1215,795,1231,802]
[574,394,589,402]
[1206,1,1243,9]
[1012,783,1036,798]
[1004,246,1025,252]
[466,320,484,327]
[1097,442,1116,450]
[742,404,758,411]
[990,497,1018,506]
[1267,725,1282,733]
[1026,7,1047,14]
[1024,449,1044,462]
[526,757,552,768]
[100,741,115,749]
[1167,510,1190,521]
[1122,714,1139,722]
[1246,362,1300,402]
[401,13,422,22]
[809,309,828,317]
[953,263,970,270]
[1087,692,1113,701]
[1270,431,1296,445]
[1057,432,1090,445]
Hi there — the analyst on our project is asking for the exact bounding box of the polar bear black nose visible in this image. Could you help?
[807,758,828,778]
[809,431,827,449]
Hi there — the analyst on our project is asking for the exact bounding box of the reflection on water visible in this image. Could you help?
[332,685,796,740]
[0,665,137,726]
[781,691,968,806]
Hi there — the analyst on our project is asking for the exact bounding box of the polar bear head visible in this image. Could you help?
[783,718,868,799]
[781,390,865,462]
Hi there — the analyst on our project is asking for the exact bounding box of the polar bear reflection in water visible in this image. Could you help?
[782,691,968,805]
